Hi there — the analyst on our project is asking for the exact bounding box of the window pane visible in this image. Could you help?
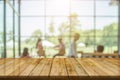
[14,0,19,14]
[77,17,94,36]
[15,14,19,57]
[15,36,19,58]
[96,17,118,36]
[77,37,95,53]
[21,17,45,36]
[2,0,118,58]
[6,1,14,58]
[46,17,70,36]
[0,1,4,58]
[96,0,118,16]
[71,0,94,16]
[46,0,70,16]
[21,0,45,16]
[95,37,118,53]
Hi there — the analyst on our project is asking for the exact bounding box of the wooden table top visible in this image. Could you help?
[0,58,120,79]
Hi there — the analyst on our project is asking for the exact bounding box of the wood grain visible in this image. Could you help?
[0,58,120,79]
[19,58,40,76]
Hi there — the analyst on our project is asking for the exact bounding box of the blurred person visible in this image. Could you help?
[67,33,80,58]
[114,50,118,54]
[53,37,65,58]
[36,38,46,57]
[20,47,31,58]
[95,45,104,53]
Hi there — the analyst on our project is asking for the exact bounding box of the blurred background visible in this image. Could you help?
[0,0,119,58]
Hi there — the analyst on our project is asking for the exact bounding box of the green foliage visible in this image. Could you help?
[24,29,42,47]
[101,23,118,46]
[3,13,117,55]
[31,29,42,37]
[103,23,118,37]
[0,32,4,44]
[25,14,118,53]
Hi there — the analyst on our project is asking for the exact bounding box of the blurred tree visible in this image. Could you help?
[49,17,55,36]
[70,13,80,33]
[85,35,94,47]
[0,32,4,44]
[103,23,118,37]
[59,22,69,35]
[101,23,118,46]
[25,29,42,45]
[7,31,13,42]
[58,13,80,36]
[31,29,42,37]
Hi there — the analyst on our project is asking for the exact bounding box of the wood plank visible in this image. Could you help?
[29,58,47,76]
[0,58,13,69]
[8,58,29,76]
[102,58,120,73]
[89,58,120,76]
[0,59,8,71]
[76,58,110,76]
[100,58,120,70]
[40,58,53,76]
[70,58,88,76]
[50,58,67,76]
[4,59,20,76]
[0,58,120,79]
[59,58,68,76]
[0,59,4,65]
[38,58,53,80]
[9,58,32,76]
[85,58,118,76]
[19,59,40,76]
[59,58,69,80]
[65,58,78,76]
[0,58,15,76]
[106,58,120,66]
[94,58,120,75]
[50,58,68,80]
[100,58,120,75]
